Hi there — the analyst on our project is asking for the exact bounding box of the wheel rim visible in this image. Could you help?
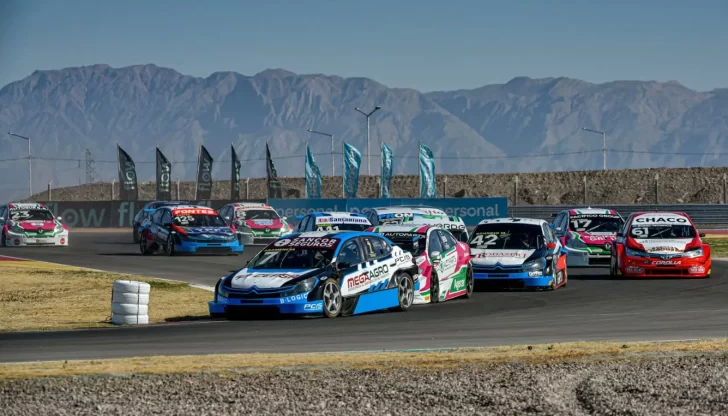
[399,275,414,307]
[165,237,173,254]
[323,282,341,315]
[139,238,146,253]
[467,268,474,294]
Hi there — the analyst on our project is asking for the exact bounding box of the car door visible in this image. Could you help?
[337,238,368,296]
[157,210,174,244]
[149,209,165,243]
[435,230,459,281]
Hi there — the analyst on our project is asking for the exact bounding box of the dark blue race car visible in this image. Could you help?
[132,200,189,243]
[139,205,243,255]
[209,231,419,318]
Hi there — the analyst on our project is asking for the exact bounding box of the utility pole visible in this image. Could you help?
[7,132,32,197]
[355,105,381,175]
[581,127,607,171]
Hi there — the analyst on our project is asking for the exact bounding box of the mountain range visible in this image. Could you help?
[1,64,727,202]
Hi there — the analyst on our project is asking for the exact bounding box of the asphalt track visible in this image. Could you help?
[1,229,727,363]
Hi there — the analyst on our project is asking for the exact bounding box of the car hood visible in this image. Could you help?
[179,226,233,236]
[241,218,284,230]
[470,249,535,266]
[10,220,59,231]
[634,238,693,254]
[572,231,617,245]
[225,268,322,290]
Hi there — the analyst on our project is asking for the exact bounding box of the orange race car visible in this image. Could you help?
[609,212,711,278]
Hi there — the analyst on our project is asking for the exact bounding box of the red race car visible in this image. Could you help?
[610,212,710,278]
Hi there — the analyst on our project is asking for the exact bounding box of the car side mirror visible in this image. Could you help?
[699,232,706,238]
[282,216,288,221]
[337,262,351,270]
[163,222,172,228]
[616,232,624,237]
[224,216,230,221]
[430,251,441,265]
[56,218,63,223]
[551,213,557,218]
[546,242,557,249]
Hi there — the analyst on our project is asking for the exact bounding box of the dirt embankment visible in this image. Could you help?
[30,167,728,205]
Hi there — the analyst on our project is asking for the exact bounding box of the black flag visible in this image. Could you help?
[195,145,214,200]
[266,143,282,198]
[156,147,172,200]
[117,144,138,200]
[231,144,241,200]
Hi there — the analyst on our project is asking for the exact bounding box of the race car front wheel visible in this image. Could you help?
[322,278,342,318]
[1,232,6,247]
[164,235,175,256]
[430,271,440,303]
[139,235,151,255]
[393,273,415,312]
[464,265,474,299]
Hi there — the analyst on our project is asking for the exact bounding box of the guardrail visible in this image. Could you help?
[509,204,728,228]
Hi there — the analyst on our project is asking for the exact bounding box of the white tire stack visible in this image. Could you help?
[111,280,150,325]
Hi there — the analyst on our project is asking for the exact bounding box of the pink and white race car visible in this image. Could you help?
[0,202,69,247]
[367,224,473,304]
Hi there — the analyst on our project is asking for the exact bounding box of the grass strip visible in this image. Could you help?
[0,264,211,332]
[704,237,728,257]
[1,339,726,380]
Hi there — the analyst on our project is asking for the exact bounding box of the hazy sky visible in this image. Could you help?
[1,0,726,91]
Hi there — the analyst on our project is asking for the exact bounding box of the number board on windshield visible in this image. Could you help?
[173,208,215,216]
[273,237,340,249]
[470,231,507,247]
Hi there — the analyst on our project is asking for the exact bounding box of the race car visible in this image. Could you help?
[469,218,568,290]
[294,212,372,232]
[551,208,624,266]
[218,202,293,245]
[139,205,243,255]
[367,224,473,303]
[0,202,69,247]
[400,214,469,242]
[132,200,189,243]
[208,231,419,317]
[609,212,711,278]
[362,206,447,226]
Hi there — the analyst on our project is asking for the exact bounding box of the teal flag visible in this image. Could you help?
[305,143,322,199]
[419,143,436,198]
[380,142,393,198]
[343,142,362,198]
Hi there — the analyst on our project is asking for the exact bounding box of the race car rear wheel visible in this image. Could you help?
[139,234,151,255]
[430,271,440,303]
[322,278,342,318]
[132,224,140,243]
[609,256,617,277]
[164,235,175,256]
[464,265,474,299]
[394,272,415,312]
[1,231,6,247]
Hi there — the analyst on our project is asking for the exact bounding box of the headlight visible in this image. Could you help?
[217,280,229,298]
[625,247,648,257]
[291,276,318,294]
[225,234,237,242]
[566,238,587,249]
[683,248,704,258]
[522,258,546,271]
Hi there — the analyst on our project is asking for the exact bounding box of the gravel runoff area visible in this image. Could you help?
[2,353,727,415]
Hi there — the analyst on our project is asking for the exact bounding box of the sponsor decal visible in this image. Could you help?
[252,219,274,225]
[452,278,465,291]
[647,246,683,253]
[347,264,390,290]
[273,237,339,249]
[303,303,323,311]
[315,216,369,224]
[689,266,706,274]
[473,252,528,259]
[652,260,681,266]
[421,223,465,230]
[280,292,310,304]
[234,272,301,280]
[441,254,457,269]
[383,232,422,238]
[634,216,688,224]
[528,271,543,277]
[626,266,644,273]
[173,208,216,216]
[394,253,413,264]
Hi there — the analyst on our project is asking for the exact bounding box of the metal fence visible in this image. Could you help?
[509,204,728,228]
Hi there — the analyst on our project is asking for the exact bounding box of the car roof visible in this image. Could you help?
[368,224,432,234]
[8,202,47,209]
[232,202,272,209]
[477,217,547,226]
[309,211,367,218]
[162,205,215,211]
[629,211,690,220]
[371,206,446,214]
[403,215,465,225]
[567,208,619,215]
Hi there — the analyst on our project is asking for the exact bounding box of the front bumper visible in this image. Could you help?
[4,230,68,246]
[473,269,556,289]
[236,231,285,246]
[565,247,610,267]
[619,256,710,278]
[209,290,323,315]
[175,240,243,254]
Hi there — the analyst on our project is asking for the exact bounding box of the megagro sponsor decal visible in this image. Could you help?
[347,264,390,290]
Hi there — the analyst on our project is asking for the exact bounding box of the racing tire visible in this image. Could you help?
[113,280,151,294]
[112,292,150,305]
[464,265,474,299]
[430,271,440,304]
[132,225,140,244]
[1,231,6,247]
[392,272,415,312]
[111,314,149,325]
[139,234,151,255]
[111,303,149,315]
[609,256,617,278]
[164,235,176,256]
[322,278,343,318]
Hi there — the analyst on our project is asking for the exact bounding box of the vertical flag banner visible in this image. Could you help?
[342,142,362,198]
[155,147,172,200]
[195,145,214,200]
[380,142,393,198]
[117,144,138,200]
[230,144,241,200]
[266,143,282,198]
[305,143,322,199]
[419,143,437,198]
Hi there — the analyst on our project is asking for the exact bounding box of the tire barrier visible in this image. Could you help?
[111,280,150,325]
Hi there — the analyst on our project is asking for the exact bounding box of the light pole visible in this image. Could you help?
[355,105,381,175]
[581,127,606,171]
[7,132,32,196]
[307,129,335,177]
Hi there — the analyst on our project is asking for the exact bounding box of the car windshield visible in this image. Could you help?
[382,232,426,257]
[10,209,54,221]
[173,214,227,227]
[236,209,279,220]
[469,223,543,250]
[250,237,340,269]
[629,224,696,239]
[314,223,369,231]
[569,214,622,233]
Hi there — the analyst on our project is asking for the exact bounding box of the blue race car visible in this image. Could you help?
[468,218,568,290]
[209,231,419,318]
[139,205,243,255]
[132,200,189,243]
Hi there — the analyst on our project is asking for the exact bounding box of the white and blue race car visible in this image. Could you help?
[209,231,419,318]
